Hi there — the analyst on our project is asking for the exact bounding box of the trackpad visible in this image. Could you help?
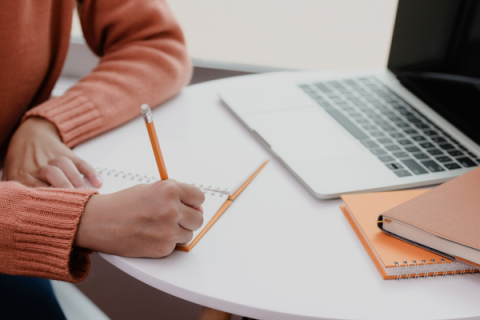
[244,106,364,161]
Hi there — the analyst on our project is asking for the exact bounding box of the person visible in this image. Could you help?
[0,1,204,318]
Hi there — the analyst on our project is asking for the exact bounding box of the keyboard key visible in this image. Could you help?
[361,140,379,148]
[406,115,422,123]
[370,131,385,137]
[414,153,429,160]
[393,152,409,158]
[436,156,452,163]
[468,152,478,158]
[401,159,428,175]
[404,129,418,135]
[428,149,443,155]
[423,130,438,136]
[363,110,378,117]
[377,138,393,144]
[385,145,401,151]
[419,142,435,149]
[329,81,343,88]
[448,150,463,157]
[457,157,478,167]
[396,123,411,128]
[415,123,430,129]
[356,119,370,124]
[347,111,362,117]
[386,163,404,170]
[431,137,446,143]
[381,111,396,117]
[325,109,369,140]
[363,125,378,132]
[390,133,405,139]
[398,139,413,145]
[393,170,412,178]
[421,160,445,172]
[387,115,402,122]
[373,119,389,125]
[340,105,355,111]
[444,163,461,170]
[405,147,420,153]
[378,155,395,162]
[381,125,396,131]
[439,143,455,150]
[412,136,426,141]
[394,169,413,177]
[314,83,331,92]
[370,148,387,155]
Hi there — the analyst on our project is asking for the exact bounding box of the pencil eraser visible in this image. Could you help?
[140,104,151,114]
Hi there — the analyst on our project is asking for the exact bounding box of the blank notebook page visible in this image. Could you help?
[96,135,267,196]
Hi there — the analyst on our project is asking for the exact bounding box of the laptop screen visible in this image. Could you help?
[387,0,480,145]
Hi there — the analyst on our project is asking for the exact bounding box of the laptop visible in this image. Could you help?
[218,0,480,199]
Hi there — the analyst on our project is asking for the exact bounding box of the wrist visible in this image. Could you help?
[22,117,61,140]
[74,194,100,249]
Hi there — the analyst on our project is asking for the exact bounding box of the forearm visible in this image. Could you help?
[24,0,192,148]
[0,181,97,282]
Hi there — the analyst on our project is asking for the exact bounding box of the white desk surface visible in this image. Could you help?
[74,71,480,320]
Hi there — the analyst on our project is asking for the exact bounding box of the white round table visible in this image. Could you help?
[74,71,480,320]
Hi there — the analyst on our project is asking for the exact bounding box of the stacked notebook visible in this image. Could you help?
[341,189,479,279]
[92,135,268,251]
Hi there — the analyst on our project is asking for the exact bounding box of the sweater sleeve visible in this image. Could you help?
[25,0,192,148]
[0,181,97,283]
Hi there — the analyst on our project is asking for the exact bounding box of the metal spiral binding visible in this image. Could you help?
[440,259,447,276]
[98,167,158,183]
[394,262,401,280]
[421,260,428,278]
[392,259,478,279]
[412,260,419,278]
[97,167,226,197]
[430,259,438,277]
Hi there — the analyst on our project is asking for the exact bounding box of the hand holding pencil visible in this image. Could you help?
[74,105,205,258]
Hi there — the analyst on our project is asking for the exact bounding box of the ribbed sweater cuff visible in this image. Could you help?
[10,184,98,282]
[24,92,103,148]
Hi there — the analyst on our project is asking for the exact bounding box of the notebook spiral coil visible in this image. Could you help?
[97,167,226,197]
[393,258,478,280]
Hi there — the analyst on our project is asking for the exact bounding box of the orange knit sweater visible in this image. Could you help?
[0,0,191,282]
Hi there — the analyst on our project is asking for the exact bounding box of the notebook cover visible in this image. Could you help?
[176,160,268,252]
[380,167,480,253]
[341,190,460,279]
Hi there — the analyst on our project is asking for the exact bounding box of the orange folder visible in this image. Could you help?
[341,190,478,279]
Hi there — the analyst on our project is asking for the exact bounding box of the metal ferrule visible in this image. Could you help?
[141,105,153,123]
[142,111,153,123]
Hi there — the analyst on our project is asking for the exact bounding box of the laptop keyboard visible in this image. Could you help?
[298,77,479,177]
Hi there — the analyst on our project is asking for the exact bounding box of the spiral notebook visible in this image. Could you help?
[341,190,478,279]
[92,135,268,252]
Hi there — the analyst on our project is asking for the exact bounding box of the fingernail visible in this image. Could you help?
[93,175,103,186]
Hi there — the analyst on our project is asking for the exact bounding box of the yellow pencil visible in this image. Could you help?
[141,104,169,180]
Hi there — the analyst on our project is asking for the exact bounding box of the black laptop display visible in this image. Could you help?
[388,0,480,145]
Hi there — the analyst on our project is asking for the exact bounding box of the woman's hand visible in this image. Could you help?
[75,180,205,257]
[2,117,102,188]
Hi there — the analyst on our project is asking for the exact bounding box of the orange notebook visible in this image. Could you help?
[89,136,269,252]
[341,190,478,279]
